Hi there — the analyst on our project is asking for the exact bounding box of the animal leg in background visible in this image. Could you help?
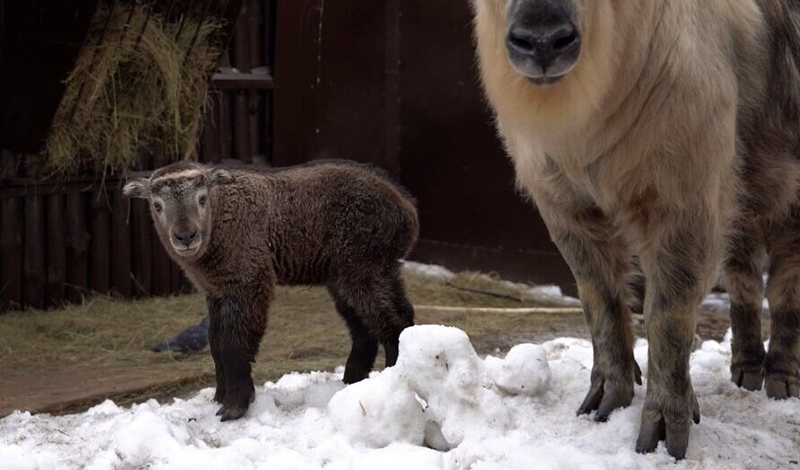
[723,223,766,391]
[764,206,800,399]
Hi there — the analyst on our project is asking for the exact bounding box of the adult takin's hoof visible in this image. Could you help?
[635,392,700,460]
[577,361,642,422]
[731,364,764,391]
[765,373,800,399]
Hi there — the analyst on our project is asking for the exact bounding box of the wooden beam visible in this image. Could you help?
[212,72,273,89]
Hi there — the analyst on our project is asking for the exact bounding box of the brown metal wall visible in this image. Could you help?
[273,0,574,292]
[0,0,273,312]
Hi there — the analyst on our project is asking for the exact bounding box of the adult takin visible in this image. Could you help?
[472,0,800,460]
[124,160,418,421]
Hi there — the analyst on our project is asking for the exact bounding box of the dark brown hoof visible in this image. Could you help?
[731,366,764,392]
[219,407,247,422]
[635,394,700,460]
[577,362,639,422]
[342,370,369,385]
[765,374,800,399]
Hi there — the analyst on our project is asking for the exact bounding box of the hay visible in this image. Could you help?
[44,5,223,174]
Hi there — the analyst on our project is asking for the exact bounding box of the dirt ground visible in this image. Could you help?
[0,268,752,417]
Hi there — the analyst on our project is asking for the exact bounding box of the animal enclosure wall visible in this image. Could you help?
[274,0,574,292]
[1,0,574,313]
[0,0,274,311]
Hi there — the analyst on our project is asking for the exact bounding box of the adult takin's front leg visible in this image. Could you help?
[723,225,766,391]
[763,208,800,399]
[634,215,712,459]
[544,207,641,422]
[207,288,270,421]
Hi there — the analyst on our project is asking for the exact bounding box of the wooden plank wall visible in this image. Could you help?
[0,0,274,312]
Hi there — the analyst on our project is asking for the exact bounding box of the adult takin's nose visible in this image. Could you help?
[506,22,580,73]
[173,229,198,248]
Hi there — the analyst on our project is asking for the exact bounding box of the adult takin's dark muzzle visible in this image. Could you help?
[505,0,581,84]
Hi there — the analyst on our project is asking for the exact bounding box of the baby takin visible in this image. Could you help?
[123,160,419,421]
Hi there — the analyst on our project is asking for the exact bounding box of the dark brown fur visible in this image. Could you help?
[125,160,418,421]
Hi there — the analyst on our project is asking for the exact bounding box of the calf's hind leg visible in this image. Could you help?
[207,289,269,421]
[335,266,414,371]
[384,274,415,367]
[764,208,800,399]
[328,286,379,384]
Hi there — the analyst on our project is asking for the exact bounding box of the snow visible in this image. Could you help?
[401,261,581,307]
[402,261,457,280]
[485,344,551,396]
[2,324,798,470]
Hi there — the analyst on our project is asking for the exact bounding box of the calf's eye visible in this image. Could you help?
[199,195,208,207]
[153,202,163,213]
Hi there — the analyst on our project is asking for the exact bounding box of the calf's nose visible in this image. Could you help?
[173,229,198,247]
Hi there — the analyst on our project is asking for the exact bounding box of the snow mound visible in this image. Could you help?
[485,343,551,396]
[2,326,799,470]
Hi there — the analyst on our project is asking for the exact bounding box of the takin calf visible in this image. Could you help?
[124,160,418,421]
[473,0,800,459]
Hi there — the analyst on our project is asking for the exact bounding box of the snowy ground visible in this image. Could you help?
[2,323,798,470]
[1,265,795,469]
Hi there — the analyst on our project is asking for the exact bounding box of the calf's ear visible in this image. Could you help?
[210,168,235,186]
[123,178,151,198]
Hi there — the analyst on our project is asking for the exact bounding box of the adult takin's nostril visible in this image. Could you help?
[173,230,198,247]
[550,26,580,53]
[507,27,538,53]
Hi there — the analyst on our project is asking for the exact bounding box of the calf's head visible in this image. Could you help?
[123,163,234,259]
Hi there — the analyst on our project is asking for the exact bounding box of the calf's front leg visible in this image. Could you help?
[207,288,269,421]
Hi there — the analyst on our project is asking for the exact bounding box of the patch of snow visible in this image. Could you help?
[2,326,798,469]
[703,291,770,315]
[401,261,581,307]
[518,283,582,307]
[401,261,456,279]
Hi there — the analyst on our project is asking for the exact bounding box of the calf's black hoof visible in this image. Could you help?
[219,407,247,422]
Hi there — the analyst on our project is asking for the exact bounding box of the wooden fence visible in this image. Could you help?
[0,0,275,311]
[1,0,577,313]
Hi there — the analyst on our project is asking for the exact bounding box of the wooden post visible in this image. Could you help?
[111,189,132,297]
[46,194,67,307]
[89,190,111,294]
[23,196,46,309]
[66,192,90,303]
[0,197,23,311]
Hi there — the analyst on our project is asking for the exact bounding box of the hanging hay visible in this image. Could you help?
[44,5,223,175]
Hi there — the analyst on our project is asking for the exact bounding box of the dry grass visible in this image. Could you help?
[43,5,222,174]
[0,270,576,384]
[0,267,737,414]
